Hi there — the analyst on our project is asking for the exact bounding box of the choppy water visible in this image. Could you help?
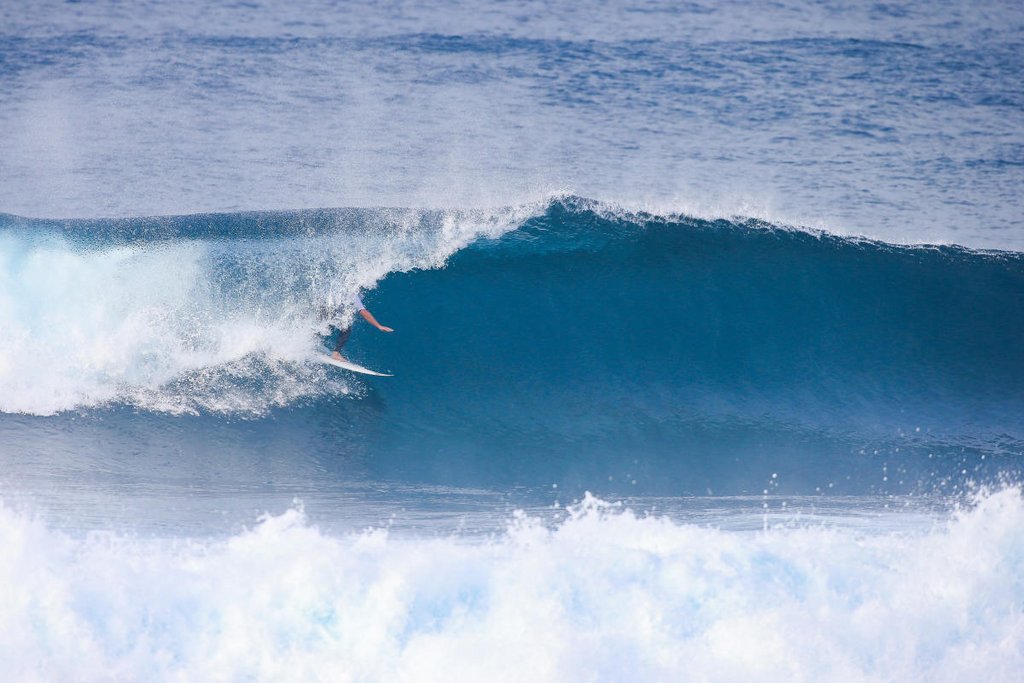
[2,0,1023,247]
[1,1,1022,681]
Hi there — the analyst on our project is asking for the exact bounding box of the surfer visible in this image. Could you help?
[328,291,394,362]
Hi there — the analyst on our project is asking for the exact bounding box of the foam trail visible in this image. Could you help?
[0,489,1021,682]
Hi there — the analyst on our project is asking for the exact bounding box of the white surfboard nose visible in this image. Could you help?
[317,354,393,377]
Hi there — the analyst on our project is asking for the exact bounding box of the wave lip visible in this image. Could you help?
[1,198,1021,487]
[0,200,546,415]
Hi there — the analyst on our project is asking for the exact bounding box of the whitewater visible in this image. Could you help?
[1,0,1023,681]
[1,490,1022,682]
[2,198,1021,681]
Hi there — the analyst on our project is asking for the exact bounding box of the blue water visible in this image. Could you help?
[1,1,1023,680]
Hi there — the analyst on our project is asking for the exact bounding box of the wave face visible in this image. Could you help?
[1,199,1022,495]
[0,488,1022,682]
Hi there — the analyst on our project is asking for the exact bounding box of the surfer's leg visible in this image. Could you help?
[331,325,352,360]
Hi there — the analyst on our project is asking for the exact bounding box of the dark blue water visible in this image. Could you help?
[2,199,1021,515]
[1,1,1022,679]
[361,202,1023,497]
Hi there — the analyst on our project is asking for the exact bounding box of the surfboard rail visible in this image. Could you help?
[315,355,393,377]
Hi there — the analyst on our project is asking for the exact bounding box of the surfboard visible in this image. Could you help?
[316,354,393,377]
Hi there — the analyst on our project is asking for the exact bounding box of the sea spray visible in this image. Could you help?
[0,488,1021,682]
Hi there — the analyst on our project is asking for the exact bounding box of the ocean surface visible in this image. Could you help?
[1,1,1023,681]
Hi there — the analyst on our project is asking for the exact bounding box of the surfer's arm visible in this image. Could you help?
[359,308,394,333]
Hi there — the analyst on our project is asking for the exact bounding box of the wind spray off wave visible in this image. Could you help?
[0,203,539,414]
[2,198,1021,497]
[2,2,1023,680]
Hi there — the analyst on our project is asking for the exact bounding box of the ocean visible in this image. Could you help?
[1,1,1022,681]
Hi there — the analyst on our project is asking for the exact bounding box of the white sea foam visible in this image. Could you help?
[0,488,1020,682]
[0,203,540,415]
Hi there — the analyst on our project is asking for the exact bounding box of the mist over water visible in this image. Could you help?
[2,0,1023,247]
[1,1,1023,680]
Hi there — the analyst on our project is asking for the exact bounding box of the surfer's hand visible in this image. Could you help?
[379,326,394,333]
